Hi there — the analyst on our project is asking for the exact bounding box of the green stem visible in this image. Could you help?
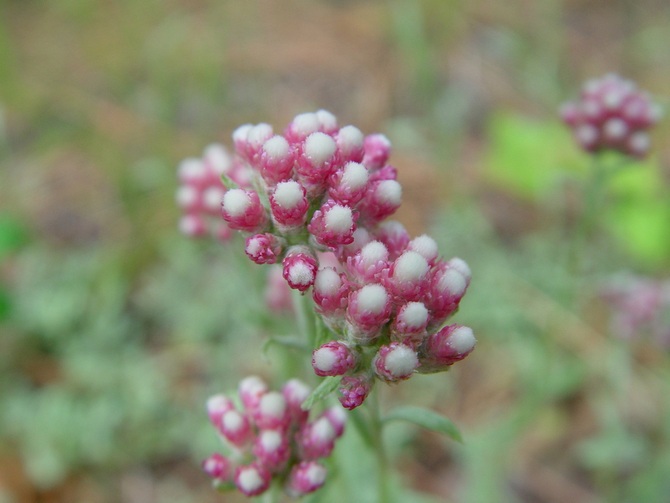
[292,289,316,347]
[370,391,391,503]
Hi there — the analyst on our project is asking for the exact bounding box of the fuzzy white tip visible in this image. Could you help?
[259,430,282,451]
[305,132,337,166]
[293,113,320,135]
[204,143,231,174]
[178,215,202,235]
[338,126,364,150]
[399,302,429,327]
[246,236,263,256]
[603,90,624,110]
[325,205,354,233]
[341,162,369,189]
[248,123,273,147]
[305,463,327,485]
[316,109,338,130]
[447,257,471,281]
[343,228,371,254]
[385,345,418,376]
[274,180,304,208]
[239,376,267,395]
[576,124,598,146]
[178,158,205,181]
[289,262,316,286]
[222,189,251,217]
[357,284,388,313]
[437,268,467,297]
[203,187,225,211]
[409,235,438,262]
[222,410,244,432]
[313,347,337,372]
[628,132,650,154]
[232,124,253,143]
[375,180,402,205]
[313,417,336,441]
[259,392,287,418]
[314,268,342,295]
[603,118,627,140]
[583,100,601,118]
[285,379,311,402]
[263,135,290,160]
[206,394,231,414]
[176,186,198,208]
[393,251,429,282]
[360,241,389,266]
[237,467,264,493]
[449,326,476,353]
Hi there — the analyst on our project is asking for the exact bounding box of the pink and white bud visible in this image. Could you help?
[408,234,440,265]
[234,463,271,497]
[206,394,235,428]
[427,261,469,323]
[245,233,284,265]
[308,201,358,249]
[419,324,476,372]
[221,188,268,232]
[321,406,347,438]
[297,132,338,190]
[626,132,650,158]
[362,133,392,170]
[312,267,349,317]
[259,135,294,184]
[238,375,268,412]
[336,125,365,163]
[282,247,319,292]
[346,284,392,339]
[202,453,233,483]
[391,301,430,345]
[178,214,207,238]
[338,373,373,410]
[338,227,373,260]
[312,341,357,377]
[245,123,274,161]
[282,378,311,424]
[252,429,290,471]
[285,112,321,143]
[219,409,252,447]
[232,124,253,156]
[387,250,430,302]
[202,143,232,176]
[328,161,370,205]
[269,180,309,229]
[253,391,289,430]
[297,416,337,460]
[346,240,390,282]
[373,342,419,382]
[286,461,328,497]
[446,257,472,285]
[315,109,339,134]
[374,220,410,259]
[359,179,402,223]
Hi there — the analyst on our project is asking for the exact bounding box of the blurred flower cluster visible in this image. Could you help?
[178,110,476,411]
[203,377,346,497]
[560,73,661,158]
[601,274,670,348]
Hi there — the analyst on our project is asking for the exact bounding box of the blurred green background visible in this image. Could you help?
[1,1,669,502]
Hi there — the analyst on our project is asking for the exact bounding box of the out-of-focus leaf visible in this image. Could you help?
[0,213,28,260]
[301,376,340,411]
[383,405,463,443]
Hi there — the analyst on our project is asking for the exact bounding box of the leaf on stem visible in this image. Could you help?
[383,406,463,443]
[261,336,309,356]
[301,376,341,411]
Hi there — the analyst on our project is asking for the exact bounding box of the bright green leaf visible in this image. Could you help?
[301,376,340,411]
[383,405,463,443]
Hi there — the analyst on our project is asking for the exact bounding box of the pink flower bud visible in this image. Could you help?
[282,378,311,424]
[234,463,271,497]
[336,125,365,163]
[206,394,235,427]
[328,161,370,206]
[259,135,294,184]
[312,341,357,377]
[312,267,349,317]
[296,132,338,191]
[374,220,410,259]
[297,416,337,460]
[387,250,430,302]
[252,429,290,471]
[391,301,430,345]
[221,188,268,232]
[359,179,402,224]
[253,391,290,430]
[346,240,390,282]
[426,260,469,324]
[373,342,419,382]
[315,109,339,134]
[178,214,208,238]
[219,409,252,447]
[202,453,233,482]
[284,112,321,143]
[362,133,391,170]
[338,227,373,260]
[245,233,284,265]
[419,324,476,372]
[308,201,358,249]
[408,234,440,266]
[321,406,347,438]
[269,180,309,229]
[238,375,268,412]
[286,461,328,497]
[282,246,319,292]
[338,373,373,410]
[346,284,392,340]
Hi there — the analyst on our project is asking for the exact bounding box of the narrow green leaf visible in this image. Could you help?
[301,376,340,411]
[261,336,309,357]
[383,405,463,443]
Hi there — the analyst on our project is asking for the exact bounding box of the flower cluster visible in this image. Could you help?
[560,73,661,158]
[203,377,346,497]
[178,110,475,410]
[600,274,670,348]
